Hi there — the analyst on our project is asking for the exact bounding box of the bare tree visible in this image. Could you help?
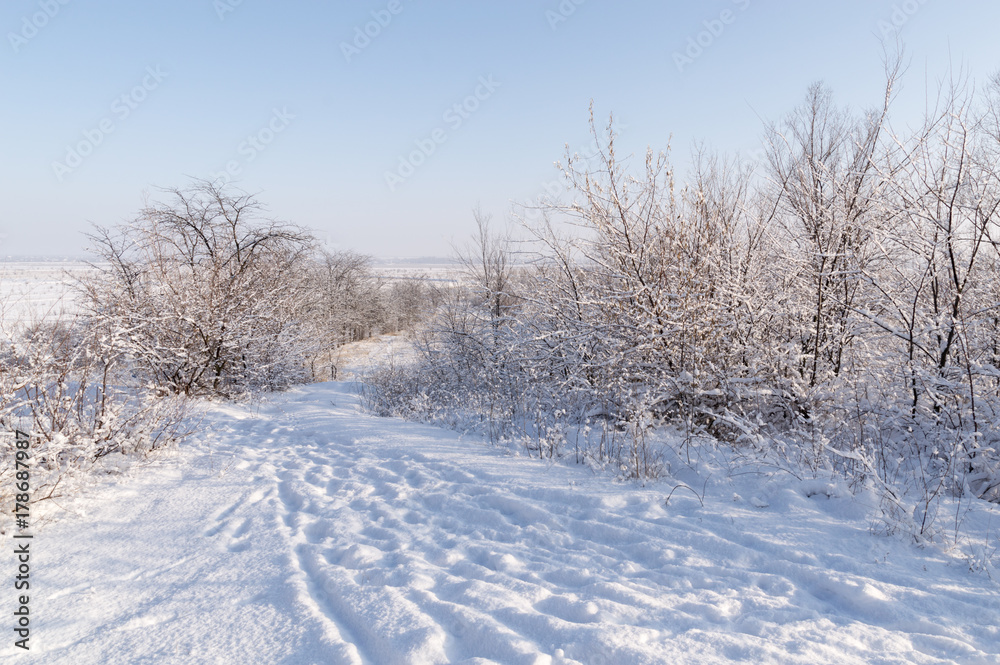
[764,74,895,390]
[79,180,316,398]
[454,208,517,332]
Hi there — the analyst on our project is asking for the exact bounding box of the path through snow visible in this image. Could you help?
[9,383,1000,664]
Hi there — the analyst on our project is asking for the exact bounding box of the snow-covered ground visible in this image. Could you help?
[0,261,95,326]
[8,382,1000,664]
[332,333,417,380]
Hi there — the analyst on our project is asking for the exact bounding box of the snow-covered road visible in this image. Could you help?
[11,383,1000,664]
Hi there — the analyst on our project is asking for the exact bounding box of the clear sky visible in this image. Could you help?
[2,0,999,258]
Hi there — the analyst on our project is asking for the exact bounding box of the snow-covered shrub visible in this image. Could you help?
[0,315,191,530]
[363,72,1000,540]
[79,181,317,399]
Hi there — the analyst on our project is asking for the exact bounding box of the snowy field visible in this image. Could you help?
[371,258,463,286]
[7,382,1000,664]
[0,260,96,326]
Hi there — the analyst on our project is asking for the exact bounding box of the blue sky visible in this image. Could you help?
[2,0,999,258]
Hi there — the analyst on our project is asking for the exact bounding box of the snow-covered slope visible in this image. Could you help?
[10,383,1000,664]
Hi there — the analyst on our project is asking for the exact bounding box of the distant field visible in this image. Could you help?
[0,260,97,327]
[0,259,460,328]
[371,259,463,285]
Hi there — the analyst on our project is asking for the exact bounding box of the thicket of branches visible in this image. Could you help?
[81,183,317,398]
[302,249,442,380]
[77,180,435,397]
[0,314,191,525]
[362,70,1000,540]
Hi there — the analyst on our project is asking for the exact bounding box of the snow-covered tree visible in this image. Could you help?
[79,181,316,398]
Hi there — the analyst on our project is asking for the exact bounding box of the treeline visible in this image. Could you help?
[0,181,438,518]
[363,70,1000,540]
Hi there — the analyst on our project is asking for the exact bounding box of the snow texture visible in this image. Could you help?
[0,261,93,326]
[8,382,1000,664]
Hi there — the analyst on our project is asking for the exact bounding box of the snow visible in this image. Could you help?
[7,382,1000,664]
[332,334,417,380]
[0,261,94,326]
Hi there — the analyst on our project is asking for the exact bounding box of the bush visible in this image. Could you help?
[361,74,1000,543]
[79,181,316,398]
[0,316,190,531]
